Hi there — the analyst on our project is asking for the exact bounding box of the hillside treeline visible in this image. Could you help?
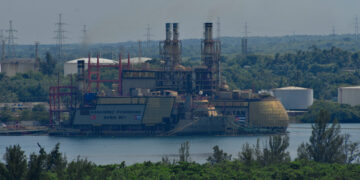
[223,46,360,99]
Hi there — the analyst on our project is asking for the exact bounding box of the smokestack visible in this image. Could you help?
[165,23,172,41]
[204,22,213,41]
[173,23,179,41]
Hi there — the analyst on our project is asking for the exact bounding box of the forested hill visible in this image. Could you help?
[222,47,360,100]
[11,34,360,61]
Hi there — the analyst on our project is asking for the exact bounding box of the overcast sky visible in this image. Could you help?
[0,0,359,44]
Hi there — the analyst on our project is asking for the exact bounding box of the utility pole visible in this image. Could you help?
[6,20,17,59]
[55,14,66,61]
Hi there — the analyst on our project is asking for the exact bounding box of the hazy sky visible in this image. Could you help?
[0,0,359,44]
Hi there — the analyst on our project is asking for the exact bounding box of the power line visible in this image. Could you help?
[54,14,66,61]
[6,20,17,58]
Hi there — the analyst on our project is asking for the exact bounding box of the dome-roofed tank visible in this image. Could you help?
[248,98,289,129]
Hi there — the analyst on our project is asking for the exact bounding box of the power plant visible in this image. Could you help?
[48,22,289,136]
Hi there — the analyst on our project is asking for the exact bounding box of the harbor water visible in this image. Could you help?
[0,123,359,165]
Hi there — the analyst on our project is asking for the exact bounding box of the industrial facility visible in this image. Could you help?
[48,22,289,136]
[272,86,314,110]
[338,86,360,106]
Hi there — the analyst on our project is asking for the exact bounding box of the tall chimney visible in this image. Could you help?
[204,22,213,41]
[165,23,172,41]
[173,23,179,41]
[172,23,181,68]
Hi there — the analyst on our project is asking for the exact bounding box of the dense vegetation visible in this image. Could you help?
[299,100,360,123]
[223,46,360,99]
[0,111,359,179]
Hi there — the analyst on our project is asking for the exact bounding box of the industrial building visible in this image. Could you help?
[48,22,289,136]
[272,86,313,110]
[63,57,152,76]
[338,86,360,106]
[0,58,39,77]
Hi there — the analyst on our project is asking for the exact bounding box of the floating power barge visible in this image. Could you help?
[48,23,289,136]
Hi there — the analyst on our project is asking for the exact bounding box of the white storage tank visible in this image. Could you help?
[338,86,360,106]
[272,86,313,110]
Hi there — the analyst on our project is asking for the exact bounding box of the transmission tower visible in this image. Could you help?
[54,14,66,61]
[34,41,40,60]
[144,24,153,48]
[331,26,336,40]
[82,25,87,44]
[6,20,17,58]
[138,40,142,61]
[241,22,249,56]
[355,16,359,41]
[216,17,221,40]
[0,29,5,60]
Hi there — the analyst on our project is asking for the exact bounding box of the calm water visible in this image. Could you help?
[0,123,359,165]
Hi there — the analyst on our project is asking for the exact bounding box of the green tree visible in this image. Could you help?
[207,145,231,164]
[66,156,95,180]
[262,135,291,165]
[179,141,191,162]
[40,52,56,75]
[27,143,47,180]
[4,144,27,180]
[46,143,67,179]
[297,110,345,163]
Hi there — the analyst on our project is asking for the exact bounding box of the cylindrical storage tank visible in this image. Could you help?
[338,86,360,106]
[272,86,313,110]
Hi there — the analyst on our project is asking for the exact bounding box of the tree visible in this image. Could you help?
[262,135,290,165]
[46,143,67,179]
[239,136,290,166]
[179,141,191,162]
[66,156,95,180]
[238,143,255,165]
[4,144,27,180]
[40,52,56,75]
[27,143,47,180]
[297,110,345,163]
[207,145,231,164]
